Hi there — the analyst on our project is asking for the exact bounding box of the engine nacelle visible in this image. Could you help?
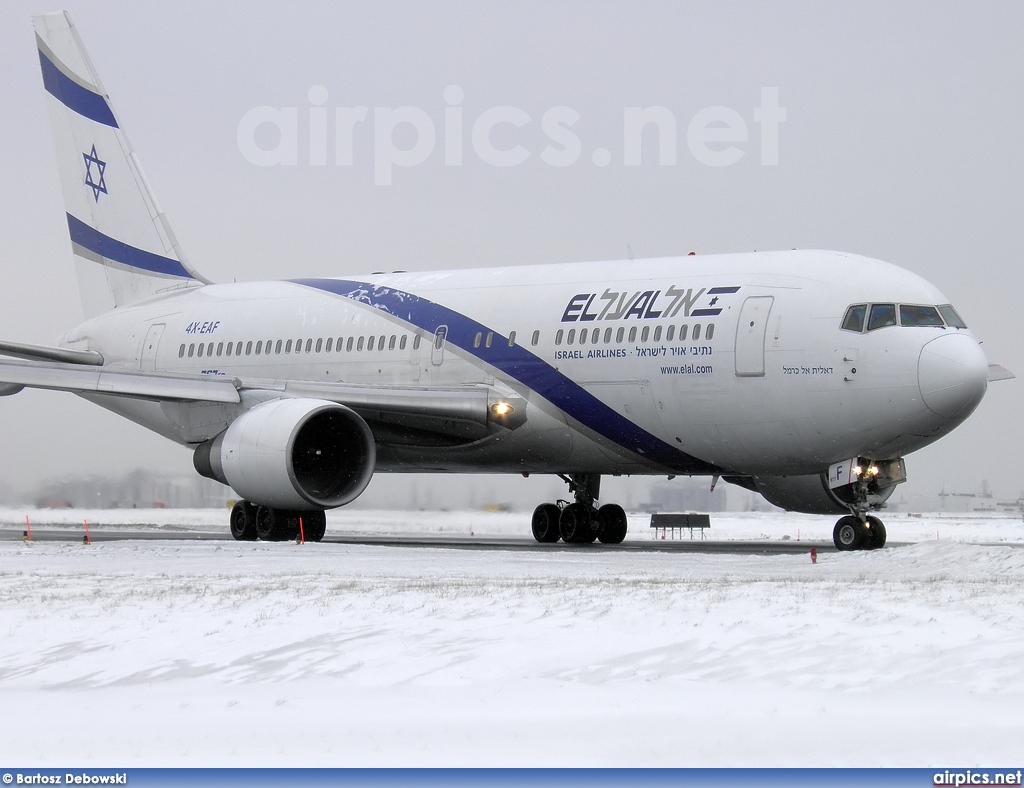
[194,398,375,510]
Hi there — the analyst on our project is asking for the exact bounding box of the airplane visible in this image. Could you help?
[0,11,1012,550]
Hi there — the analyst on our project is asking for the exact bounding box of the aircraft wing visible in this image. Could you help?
[0,358,525,440]
[0,358,241,403]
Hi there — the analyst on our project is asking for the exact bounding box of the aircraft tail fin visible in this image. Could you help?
[32,11,209,318]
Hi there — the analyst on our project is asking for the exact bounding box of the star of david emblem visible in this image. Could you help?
[709,296,719,306]
[83,144,107,202]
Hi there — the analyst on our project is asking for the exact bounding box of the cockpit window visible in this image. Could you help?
[867,303,897,331]
[899,305,944,327]
[937,304,968,329]
[841,304,867,332]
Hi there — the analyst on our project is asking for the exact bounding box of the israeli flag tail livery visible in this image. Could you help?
[32,11,208,318]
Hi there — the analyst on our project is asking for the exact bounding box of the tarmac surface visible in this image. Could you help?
[0,527,842,554]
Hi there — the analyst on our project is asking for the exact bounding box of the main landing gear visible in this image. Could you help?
[229,500,326,542]
[531,474,628,545]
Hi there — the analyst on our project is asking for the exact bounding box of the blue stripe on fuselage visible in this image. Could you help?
[291,278,718,474]
[67,213,193,279]
[38,49,118,128]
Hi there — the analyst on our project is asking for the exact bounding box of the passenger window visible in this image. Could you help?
[604,328,612,343]
[508,331,516,347]
[412,335,420,350]
[226,342,233,355]
[389,335,396,350]
[316,338,323,352]
[679,325,688,341]
[474,332,482,348]
[485,332,493,348]
[867,304,897,331]
[706,324,715,340]
[275,340,282,354]
[641,326,650,342]
[653,326,662,342]
[235,343,243,356]
[555,330,564,345]
[295,339,302,354]
[357,337,365,351]
[900,305,944,327]
[285,340,293,353]
[305,339,312,353]
[628,327,637,342]
[347,337,354,351]
[693,324,701,341]
[592,329,600,345]
[336,337,343,351]
[326,338,333,352]
[842,304,867,333]
[531,330,540,346]
[578,328,587,344]
[937,304,967,329]
[245,341,253,355]
[179,344,185,358]
[254,341,262,355]
[265,340,272,354]
[368,336,376,351]
[568,329,576,345]
[400,335,408,350]
[666,325,675,342]
[616,327,625,343]
[188,343,195,358]
[216,342,224,356]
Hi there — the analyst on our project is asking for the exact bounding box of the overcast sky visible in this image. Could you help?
[0,1,1021,505]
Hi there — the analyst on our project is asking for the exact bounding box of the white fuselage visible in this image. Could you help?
[62,249,989,478]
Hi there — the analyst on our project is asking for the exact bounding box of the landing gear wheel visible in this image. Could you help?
[833,515,869,551]
[301,511,327,542]
[256,507,293,541]
[531,503,562,543]
[865,516,887,550]
[559,502,594,544]
[597,504,628,544]
[229,500,258,541]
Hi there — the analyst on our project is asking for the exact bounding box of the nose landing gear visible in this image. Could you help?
[833,514,887,550]
[530,474,629,545]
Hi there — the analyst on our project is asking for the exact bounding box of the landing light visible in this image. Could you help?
[491,402,515,418]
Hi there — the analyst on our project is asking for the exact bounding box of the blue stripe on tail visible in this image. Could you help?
[38,48,118,128]
[67,214,192,279]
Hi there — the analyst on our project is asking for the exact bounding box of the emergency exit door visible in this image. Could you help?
[734,296,773,377]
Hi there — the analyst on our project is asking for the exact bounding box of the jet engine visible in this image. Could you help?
[194,398,376,510]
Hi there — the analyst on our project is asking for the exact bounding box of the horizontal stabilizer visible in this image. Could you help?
[988,364,1015,382]
[0,359,240,403]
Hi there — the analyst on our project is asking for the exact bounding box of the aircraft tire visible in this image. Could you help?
[866,516,887,549]
[302,511,327,542]
[833,515,868,551]
[559,502,593,544]
[256,507,292,541]
[597,504,628,544]
[230,500,258,541]
[531,503,561,543]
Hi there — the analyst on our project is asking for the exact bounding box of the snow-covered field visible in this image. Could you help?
[1,509,1023,766]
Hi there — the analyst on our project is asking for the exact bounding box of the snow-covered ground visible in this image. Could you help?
[1,509,1023,766]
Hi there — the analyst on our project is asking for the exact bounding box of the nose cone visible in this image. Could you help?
[918,334,988,418]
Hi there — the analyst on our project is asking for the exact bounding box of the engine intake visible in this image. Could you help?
[194,398,375,510]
